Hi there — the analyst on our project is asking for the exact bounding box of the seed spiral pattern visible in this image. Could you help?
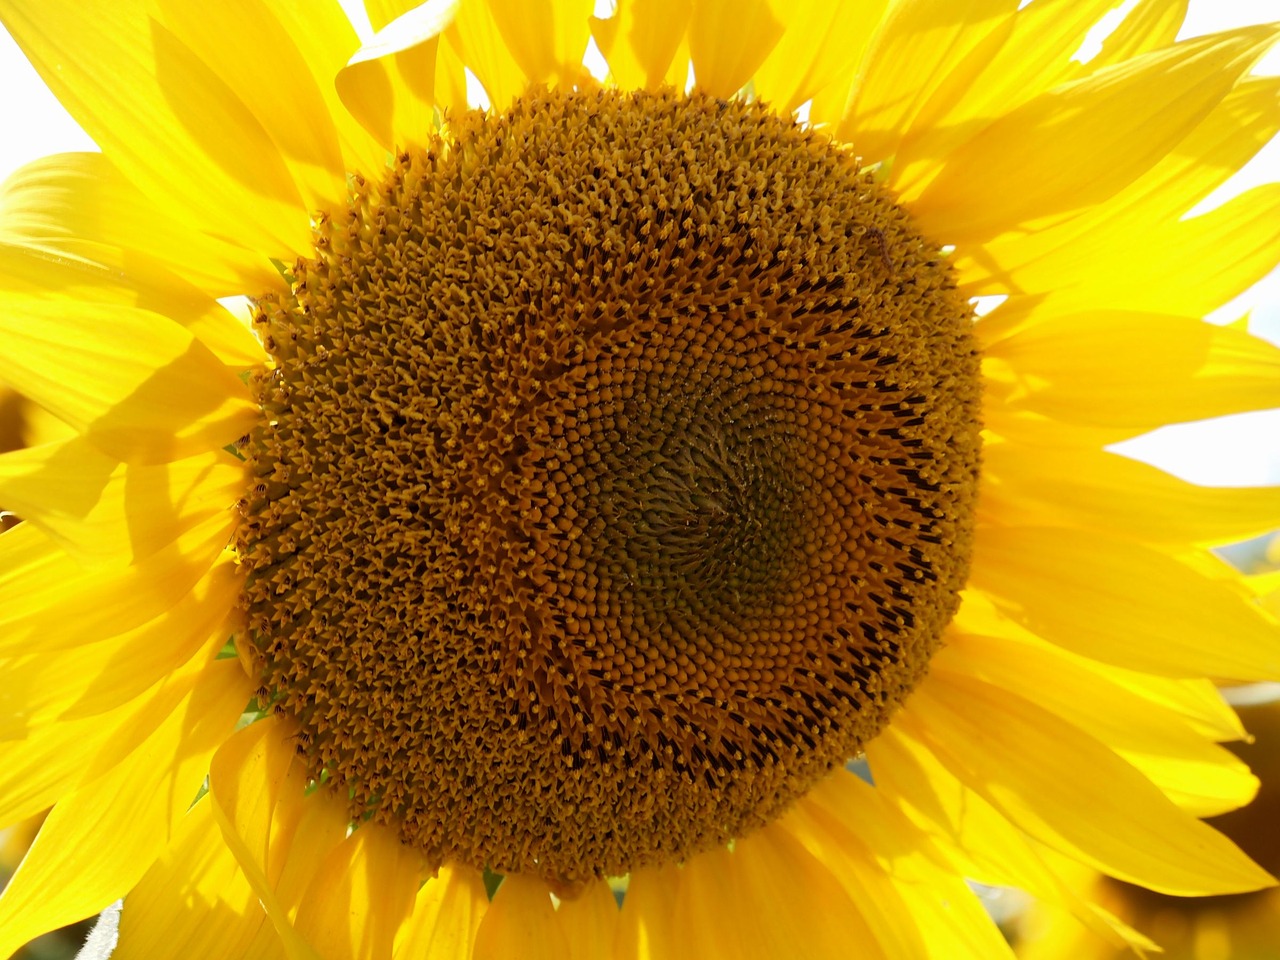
[236,88,981,886]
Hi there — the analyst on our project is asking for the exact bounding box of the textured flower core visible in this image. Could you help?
[236,87,981,885]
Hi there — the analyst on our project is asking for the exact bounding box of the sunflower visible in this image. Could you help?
[1,1,1279,958]
[1014,697,1280,960]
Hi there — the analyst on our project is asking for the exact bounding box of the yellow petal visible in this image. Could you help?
[473,874,569,960]
[0,658,249,957]
[0,0,313,258]
[907,671,1275,895]
[114,796,276,960]
[0,438,244,566]
[0,151,283,305]
[337,0,457,151]
[0,513,235,659]
[0,563,237,737]
[558,880,619,960]
[791,770,1016,959]
[837,0,1017,163]
[936,634,1258,816]
[672,827,886,960]
[957,75,1280,312]
[866,721,1141,949]
[970,525,1280,679]
[1085,0,1187,70]
[979,443,1280,546]
[983,312,1280,434]
[952,592,1250,743]
[889,0,1143,199]
[688,0,784,98]
[392,865,489,960]
[151,0,351,214]
[614,864,683,960]
[910,26,1279,244]
[449,0,593,110]
[751,0,888,115]
[291,819,421,960]
[589,0,691,90]
[208,717,341,960]
[0,296,258,464]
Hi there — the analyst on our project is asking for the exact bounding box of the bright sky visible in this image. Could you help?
[0,0,1277,485]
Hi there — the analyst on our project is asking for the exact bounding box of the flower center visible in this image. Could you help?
[236,87,981,886]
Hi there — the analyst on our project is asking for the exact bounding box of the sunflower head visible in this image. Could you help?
[237,84,980,884]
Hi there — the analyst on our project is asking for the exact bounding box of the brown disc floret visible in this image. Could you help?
[236,87,982,886]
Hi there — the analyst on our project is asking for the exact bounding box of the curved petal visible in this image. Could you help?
[0,151,284,306]
[751,0,889,115]
[0,0,313,258]
[983,312,1280,434]
[906,671,1275,895]
[0,296,258,464]
[472,874,569,960]
[969,526,1280,679]
[392,865,489,960]
[0,658,249,957]
[979,444,1280,546]
[338,0,457,150]
[589,0,691,91]
[910,26,1280,245]
[789,770,1016,959]
[688,0,784,98]
[114,795,278,960]
[0,438,244,566]
[0,514,235,659]
[559,881,619,960]
[837,0,1018,163]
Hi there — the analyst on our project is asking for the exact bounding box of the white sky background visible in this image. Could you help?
[0,0,1277,485]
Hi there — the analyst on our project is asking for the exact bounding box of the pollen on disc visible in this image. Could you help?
[236,87,982,886]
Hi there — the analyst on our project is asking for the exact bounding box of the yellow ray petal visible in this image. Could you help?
[1085,0,1188,70]
[473,874,569,960]
[889,0,1139,199]
[338,0,456,151]
[208,717,343,960]
[1,562,238,738]
[673,827,887,960]
[151,0,352,214]
[392,865,489,960]
[0,513,235,659]
[935,634,1258,817]
[558,880,619,960]
[0,296,258,464]
[614,863,683,960]
[979,443,1280,546]
[869,721,1149,949]
[957,75,1280,311]
[290,818,421,960]
[907,671,1275,895]
[0,151,283,306]
[0,625,224,830]
[837,0,1017,163]
[0,658,249,957]
[0,438,244,566]
[114,796,276,960]
[449,0,592,110]
[687,0,784,98]
[952,592,1250,743]
[970,525,1280,679]
[910,26,1279,245]
[792,770,1016,960]
[589,0,691,90]
[0,0,313,259]
[983,312,1280,434]
[750,0,888,115]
